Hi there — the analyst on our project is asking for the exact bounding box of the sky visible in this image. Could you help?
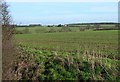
[7,1,118,25]
[6,0,119,2]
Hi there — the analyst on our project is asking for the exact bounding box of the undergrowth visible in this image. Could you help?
[14,43,120,81]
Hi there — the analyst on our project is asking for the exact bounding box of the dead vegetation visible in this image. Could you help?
[1,1,41,80]
[1,1,23,80]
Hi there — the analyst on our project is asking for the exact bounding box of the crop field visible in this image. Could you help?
[15,30,118,57]
[14,27,119,80]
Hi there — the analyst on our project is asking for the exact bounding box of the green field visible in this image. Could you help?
[15,27,119,80]
[15,30,118,57]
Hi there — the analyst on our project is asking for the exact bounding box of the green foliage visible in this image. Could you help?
[57,24,63,27]
[18,44,119,80]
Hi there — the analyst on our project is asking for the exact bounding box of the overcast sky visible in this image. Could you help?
[7,1,118,25]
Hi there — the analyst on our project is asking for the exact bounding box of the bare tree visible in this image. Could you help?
[2,2,11,25]
[2,1,13,41]
[1,1,15,80]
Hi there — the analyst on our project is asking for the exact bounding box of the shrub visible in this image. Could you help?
[57,24,63,27]
[58,27,71,32]
[22,27,31,34]
[13,29,23,34]
[48,28,57,33]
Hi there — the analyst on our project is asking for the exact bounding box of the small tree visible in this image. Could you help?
[2,1,13,41]
[57,24,63,27]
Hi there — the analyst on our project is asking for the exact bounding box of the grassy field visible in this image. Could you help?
[15,30,118,57]
[14,27,119,80]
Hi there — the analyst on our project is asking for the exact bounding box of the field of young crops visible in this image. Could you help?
[15,30,118,57]
[15,27,119,80]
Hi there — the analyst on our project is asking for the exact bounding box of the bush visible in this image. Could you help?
[22,27,31,34]
[58,27,71,32]
[57,24,63,27]
[48,28,57,33]
[13,29,23,34]
[17,43,119,81]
